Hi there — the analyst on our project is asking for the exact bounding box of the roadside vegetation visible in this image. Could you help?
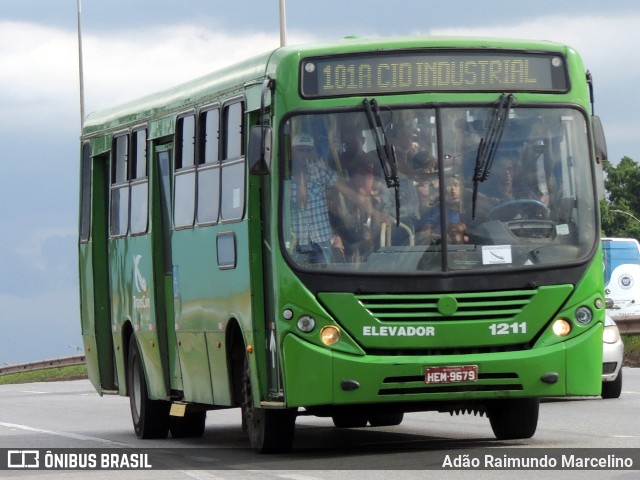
[600,156,640,366]
[0,364,87,385]
[624,335,640,367]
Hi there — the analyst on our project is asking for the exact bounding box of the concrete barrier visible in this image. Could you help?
[0,355,85,376]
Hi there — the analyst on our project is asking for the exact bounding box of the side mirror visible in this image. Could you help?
[592,115,607,199]
[248,124,272,175]
[593,115,608,163]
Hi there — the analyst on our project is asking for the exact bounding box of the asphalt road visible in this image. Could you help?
[0,368,638,479]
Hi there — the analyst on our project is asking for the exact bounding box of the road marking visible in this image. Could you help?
[19,390,48,394]
[181,472,229,480]
[276,475,325,480]
[0,422,131,446]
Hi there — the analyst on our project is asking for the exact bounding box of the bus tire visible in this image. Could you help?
[126,334,170,439]
[368,412,404,427]
[241,355,296,453]
[487,398,539,440]
[170,411,207,438]
[601,369,623,399]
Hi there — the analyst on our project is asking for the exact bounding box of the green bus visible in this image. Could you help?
[79,36,608,452]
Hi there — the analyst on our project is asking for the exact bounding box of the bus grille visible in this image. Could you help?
[356,290,536,322]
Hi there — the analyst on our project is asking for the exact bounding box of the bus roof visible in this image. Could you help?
[82,36,579,137]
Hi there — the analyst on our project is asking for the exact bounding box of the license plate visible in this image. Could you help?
[425,365,478,384]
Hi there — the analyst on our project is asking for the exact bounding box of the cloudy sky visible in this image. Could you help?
[1,0,639,364]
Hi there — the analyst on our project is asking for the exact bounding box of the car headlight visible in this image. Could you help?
[603,324,621,344]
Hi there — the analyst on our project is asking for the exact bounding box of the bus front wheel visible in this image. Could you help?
[126,333,170,439]
[241,356,296,453]
[487,398,539,440]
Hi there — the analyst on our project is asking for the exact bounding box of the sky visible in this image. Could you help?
[1,0,640,364]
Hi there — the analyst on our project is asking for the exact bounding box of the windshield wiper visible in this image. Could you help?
[363,98,401,226]
[471,93,514,218]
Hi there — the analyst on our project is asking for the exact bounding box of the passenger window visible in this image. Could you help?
[130,129,148,234]
[174,114,196,228]
[202,108,220,165]
[220,101,245,222]
[177,115,195,168]
[198,108,221,224]
[224,102,243,161]
[113,135,128,183]
[79,142,92,242]
[221,162,244,221]
[110,134,129,236]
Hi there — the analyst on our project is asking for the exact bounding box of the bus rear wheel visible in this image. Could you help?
[170,411,206,438]
[126,333,170,439]
[241,356,296,453]
[487,398,539,440]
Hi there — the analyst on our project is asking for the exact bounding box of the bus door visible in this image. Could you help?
[247,84,285,401]
[108,131,170,400]
[155,143,183,392]
[79,144,116,392]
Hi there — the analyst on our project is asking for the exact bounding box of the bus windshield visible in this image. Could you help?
[281,105,596,274]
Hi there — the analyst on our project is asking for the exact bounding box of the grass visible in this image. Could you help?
[0,364,88,385]
[623,335,640,367]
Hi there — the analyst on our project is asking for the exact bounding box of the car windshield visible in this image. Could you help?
[280,105,597,274]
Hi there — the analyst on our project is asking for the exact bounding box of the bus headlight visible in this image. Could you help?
[297,315,316,333]
[552,319,571,337]
[574,306,593,325]
[320,326,341,345]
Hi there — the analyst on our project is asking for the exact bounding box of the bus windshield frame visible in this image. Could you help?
[280,103,597,275]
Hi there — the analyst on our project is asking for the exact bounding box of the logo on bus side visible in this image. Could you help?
[133,254,150,310]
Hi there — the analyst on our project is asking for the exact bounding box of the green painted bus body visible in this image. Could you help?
[79,37,604,420]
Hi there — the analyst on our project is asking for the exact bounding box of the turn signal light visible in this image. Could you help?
[320,326,341,345]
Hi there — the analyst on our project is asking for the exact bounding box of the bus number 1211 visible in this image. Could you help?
[489,322,527,335]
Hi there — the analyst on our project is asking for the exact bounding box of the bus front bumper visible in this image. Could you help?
[281,324,602,408]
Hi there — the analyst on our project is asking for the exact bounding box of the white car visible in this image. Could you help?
[602,315,624,399]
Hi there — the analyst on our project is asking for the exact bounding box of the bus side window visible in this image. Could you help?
[197,107,221,225]
[130,129,148,235]
[110,134,129,236]
[174,114,196,228]
[80,142,92,242]
[220,101,245,222]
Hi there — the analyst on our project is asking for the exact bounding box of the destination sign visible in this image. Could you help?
[300,50,568,97]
